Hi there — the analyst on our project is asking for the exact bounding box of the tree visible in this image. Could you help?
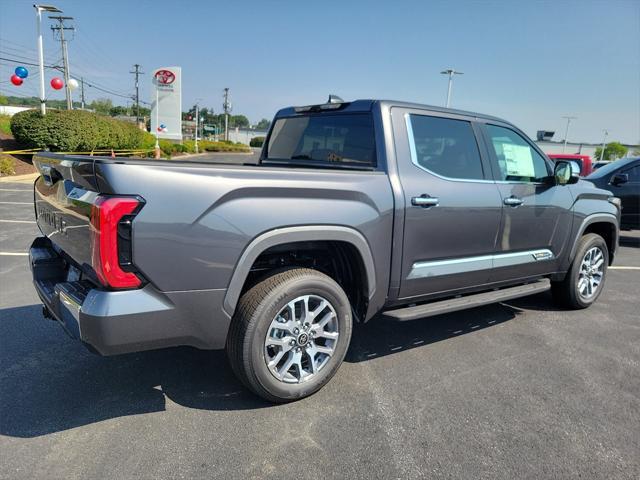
[256,118,271,130]
[0,95,8,106]
[89,98,113,115]
[230,114,249,128]
[594,142,628,161]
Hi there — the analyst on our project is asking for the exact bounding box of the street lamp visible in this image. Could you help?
[440,68,463,108]
[33,4,62,115]
[600,129,609,161]
[561,116,577,153]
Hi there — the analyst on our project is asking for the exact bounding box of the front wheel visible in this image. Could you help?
[552,233,609,309]
[226,268,353,402]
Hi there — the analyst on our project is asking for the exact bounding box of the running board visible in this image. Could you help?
[382,279,551,322]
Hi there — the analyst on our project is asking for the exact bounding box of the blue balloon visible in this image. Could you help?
[15,66,28,79]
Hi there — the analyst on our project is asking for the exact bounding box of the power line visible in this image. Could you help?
[129,64,144,124]
[50,15,75,109]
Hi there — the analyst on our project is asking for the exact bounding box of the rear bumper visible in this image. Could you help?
[30,237,231,355]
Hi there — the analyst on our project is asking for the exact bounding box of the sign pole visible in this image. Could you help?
[154,85,161,158]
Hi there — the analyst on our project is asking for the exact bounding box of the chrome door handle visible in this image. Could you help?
[412,195,439,208]
[503,196,523,207]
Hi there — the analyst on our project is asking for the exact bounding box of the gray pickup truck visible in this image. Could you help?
[30,98,620,402]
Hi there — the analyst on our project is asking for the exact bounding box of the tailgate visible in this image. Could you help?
[33,153,99,269]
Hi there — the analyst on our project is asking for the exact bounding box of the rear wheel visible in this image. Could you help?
[226,268,352,402]
[552,233,608,309]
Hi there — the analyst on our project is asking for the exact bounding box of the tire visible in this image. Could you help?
[551,233,609,309]
[226,268,353,402]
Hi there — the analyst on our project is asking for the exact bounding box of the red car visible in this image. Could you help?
[548,154,593,176]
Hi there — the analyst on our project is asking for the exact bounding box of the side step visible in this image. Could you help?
[382,279,551,322]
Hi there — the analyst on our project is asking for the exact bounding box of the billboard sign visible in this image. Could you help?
[151,66,182,141]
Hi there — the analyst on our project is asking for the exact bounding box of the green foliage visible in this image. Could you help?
[249,136,265,147]
[0,155,15,176]
[89,98,113,115]
[0,95,8,106]
[594,142,629,161]
[10,109,147,151]
[256,118,271,130]
[0,114,11,135]
[201,141,251,153]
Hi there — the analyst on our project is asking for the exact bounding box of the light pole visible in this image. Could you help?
[600,129,609,161]
[154,82,160,158]
[561,116,577,153]
[440,69,463,108]
[34,4,62,115]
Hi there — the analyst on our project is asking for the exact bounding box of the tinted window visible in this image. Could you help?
[624,165,640,182]
[408,115,484,180]
[266,114,375,167]
[486,125,550,182]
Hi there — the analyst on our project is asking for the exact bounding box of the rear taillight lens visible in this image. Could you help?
[90,195,144,289]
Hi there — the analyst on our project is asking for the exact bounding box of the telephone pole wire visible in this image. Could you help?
[130,64,144,125]
[50,15,74,110]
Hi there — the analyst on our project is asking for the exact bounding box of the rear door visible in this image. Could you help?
[480,123,574,282]
[391,108,503,300]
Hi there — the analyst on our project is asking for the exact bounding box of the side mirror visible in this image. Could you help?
[610,173,629,186]
[554,160,580,185]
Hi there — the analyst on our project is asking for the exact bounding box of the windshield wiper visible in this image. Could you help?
[290,154,312,160]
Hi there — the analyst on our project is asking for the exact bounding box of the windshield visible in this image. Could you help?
[587,158,637,178]
[265,113,376,168]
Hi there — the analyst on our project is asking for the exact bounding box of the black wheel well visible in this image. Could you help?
[583,222,616,263]
[242,240,369,321]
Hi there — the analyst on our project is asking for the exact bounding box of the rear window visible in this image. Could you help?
[265,114,376,168]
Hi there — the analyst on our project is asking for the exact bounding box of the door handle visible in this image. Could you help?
[411,195,439,208]
[503,196,523,207]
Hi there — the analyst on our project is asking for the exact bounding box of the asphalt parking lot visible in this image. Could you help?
[0,179,639,480]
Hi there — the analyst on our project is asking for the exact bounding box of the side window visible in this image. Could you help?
[407,114,484,180]
[486,125,550,182]
[623,165,640,182]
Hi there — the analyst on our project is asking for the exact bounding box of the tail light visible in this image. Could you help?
[90,195,144,289]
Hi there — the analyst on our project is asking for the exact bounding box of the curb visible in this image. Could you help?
[0,172,39,183]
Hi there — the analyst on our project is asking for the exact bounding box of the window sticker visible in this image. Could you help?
[500,142,534,177]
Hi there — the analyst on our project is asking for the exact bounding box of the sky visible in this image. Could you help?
[0,0,639,144]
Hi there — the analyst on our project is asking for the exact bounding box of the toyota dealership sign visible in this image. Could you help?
[151,66,182,141]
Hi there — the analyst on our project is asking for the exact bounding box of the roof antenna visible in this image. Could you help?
[327,94,344,104]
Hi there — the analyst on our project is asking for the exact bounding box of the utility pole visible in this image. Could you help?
[561,116,577,153]
[223,88,231,142]
[440,68,463,108]
[50,15,74,110]
[600,129,609,162]
[195,103,200,153]
[130,64,144,125]
[80,77,85,109]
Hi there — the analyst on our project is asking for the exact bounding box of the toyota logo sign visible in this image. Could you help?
[154,69,175,85]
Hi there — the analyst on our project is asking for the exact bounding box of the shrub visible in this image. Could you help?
[10,109,146,151]
[249,136,265,148]
[0,114,11,135]
[0,155,15,176]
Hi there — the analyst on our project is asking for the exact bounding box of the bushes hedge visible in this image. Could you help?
[10,109,146,151]
[249,136,265,148]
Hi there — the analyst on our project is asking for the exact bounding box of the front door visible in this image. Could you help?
[392,109,503,300]
[481,123,574,282]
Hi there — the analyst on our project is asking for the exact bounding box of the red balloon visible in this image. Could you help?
[50,77,64,90]
[10,74,23,86]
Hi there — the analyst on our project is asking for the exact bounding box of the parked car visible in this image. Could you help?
[587,157,640,229]
[592,160,611,170]
[548,154,593,176]
[30,98,620,402]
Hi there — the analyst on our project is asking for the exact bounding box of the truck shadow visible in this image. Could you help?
[0,295,546,438]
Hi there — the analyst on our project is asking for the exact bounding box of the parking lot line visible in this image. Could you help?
[0,252,29,256]
[0,202,32,205]
[0,219,36,224]
[0,189,31,192]
[609,266,640,270]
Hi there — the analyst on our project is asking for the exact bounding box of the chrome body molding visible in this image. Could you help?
[408,249,554,279]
